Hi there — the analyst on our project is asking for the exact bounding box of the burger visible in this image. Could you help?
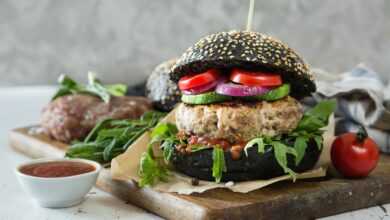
[139,30,335,185]
[145,59,181,112]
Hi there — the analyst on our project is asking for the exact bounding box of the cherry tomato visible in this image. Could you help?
[331,127,379,178]
[230,69,282,86]
[178,69,220,90]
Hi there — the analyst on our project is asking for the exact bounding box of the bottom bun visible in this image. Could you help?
[171,139,322,182]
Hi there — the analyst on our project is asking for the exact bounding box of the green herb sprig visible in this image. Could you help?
[138,123,179,187]
[65,111,166,165]
[138,144,170,187]
[52,72,128,103]
[212,147,226,183]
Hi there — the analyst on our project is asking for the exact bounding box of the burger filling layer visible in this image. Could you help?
[176,96,303,144]
[178,68,290,105]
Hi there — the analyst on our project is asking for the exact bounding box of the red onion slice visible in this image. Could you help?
[215,82,271,97]
[181,77,227,95]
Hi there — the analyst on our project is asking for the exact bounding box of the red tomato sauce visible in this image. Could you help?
[20,161,95,178]
[188,136,231,150]
[187,135,246,160]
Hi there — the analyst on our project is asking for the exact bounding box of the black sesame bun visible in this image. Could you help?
[146,59,181,111]
[171,30,315,98]
[171,138,321,182]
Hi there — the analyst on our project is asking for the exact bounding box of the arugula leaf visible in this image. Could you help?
[66,144,102,161]
[122,127,150,150]
[137,122,180,186]
[296,100,336,132]
[59,74,78,87]
[293,136,308,166]
[97,128,128,141]
[103,138,117,161]
[141,111,167,122]
[257,138,265,154]
[244,137,300,179]
[150,123,178,154]
[161,139,175,163]
[191,145,211,152]
[306,100,336,122]
[51,72,128,103]
[84,118,114,142]
[272,141,298,181]
[86,72,111,102]
[65,139,119,163]
[296,117,325,132]
[244,137,264,156]
[150,123,178,143]
[314,135,323,150]
[105,84,128,96]
[66,111,166,164]
[212,147,226,183]
[51,75,79,100]
[138,145,169,187]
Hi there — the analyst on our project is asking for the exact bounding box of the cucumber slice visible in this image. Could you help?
[182,92,232,104]
[254,84,290,101]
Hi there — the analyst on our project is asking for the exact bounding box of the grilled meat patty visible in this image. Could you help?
[41,94,151,143]
[175,96,303,143]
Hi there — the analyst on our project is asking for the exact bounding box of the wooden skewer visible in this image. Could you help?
[246,0,255,31]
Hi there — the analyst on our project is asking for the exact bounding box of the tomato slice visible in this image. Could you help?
[230,69,282,86]
[178,69,220,90]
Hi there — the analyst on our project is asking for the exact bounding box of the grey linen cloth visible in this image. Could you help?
[310,64,390,153]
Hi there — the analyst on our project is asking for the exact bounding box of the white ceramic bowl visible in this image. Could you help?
[15,158,101,208]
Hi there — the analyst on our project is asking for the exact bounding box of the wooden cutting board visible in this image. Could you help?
[9,126,390,220]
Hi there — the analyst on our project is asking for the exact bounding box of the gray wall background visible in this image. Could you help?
[1,0,389,86]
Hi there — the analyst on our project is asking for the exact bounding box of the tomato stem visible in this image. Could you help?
[356,125,368,143]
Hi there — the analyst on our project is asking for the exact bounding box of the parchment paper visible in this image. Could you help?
[111,109,334,195]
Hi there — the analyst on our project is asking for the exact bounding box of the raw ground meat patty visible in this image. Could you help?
[41,94,151,143]
[175,96,303,143]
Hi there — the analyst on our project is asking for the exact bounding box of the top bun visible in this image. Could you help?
[171,30,315,98]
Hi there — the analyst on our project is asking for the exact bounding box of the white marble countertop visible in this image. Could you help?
[1,86,389,220]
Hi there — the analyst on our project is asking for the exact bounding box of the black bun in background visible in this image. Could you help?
[126,83,146,96]
[171,30,316,98]
[146,59,181,112]
[171,138,321,182]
